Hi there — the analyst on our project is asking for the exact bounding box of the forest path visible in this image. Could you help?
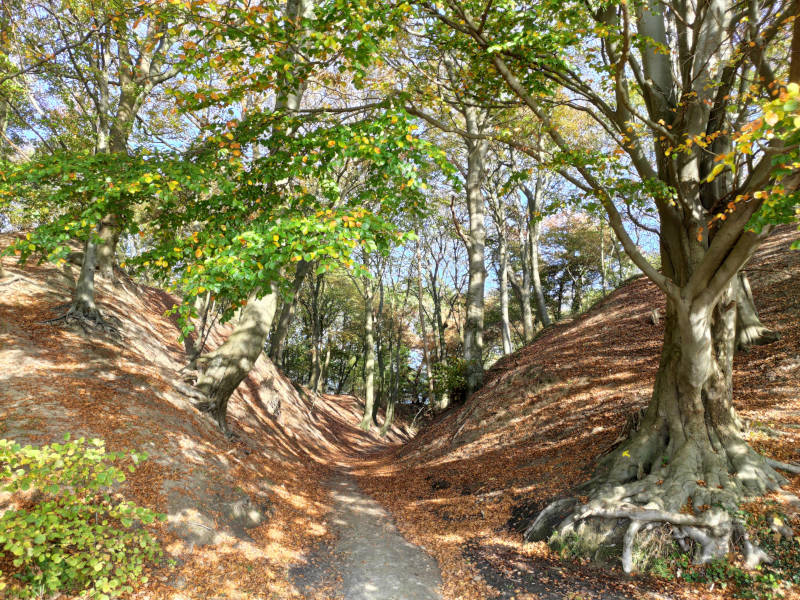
[290,472,442,600]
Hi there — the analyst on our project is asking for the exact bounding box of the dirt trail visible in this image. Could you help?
[292,472,442,600]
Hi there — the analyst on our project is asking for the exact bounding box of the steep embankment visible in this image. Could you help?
[0,236,408,600]
[354,226,800,600]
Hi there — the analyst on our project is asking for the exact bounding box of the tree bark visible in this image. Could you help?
[733,271,779,351]
[68,235,101,321]
[360,280,376,431]
[497,212,512,355]
[380,327,400,437]
[462,107,489,395]
[521,180,551,330]
[416,239,436,403]
[316,342,330,394]
[268,260,311,364]
[194,289,278,434]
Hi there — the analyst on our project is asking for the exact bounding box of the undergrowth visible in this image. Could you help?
[647,503,800,599]
[0,435,164,599]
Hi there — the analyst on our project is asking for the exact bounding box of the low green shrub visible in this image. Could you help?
[0,434,164,599]
[649,505,800,599]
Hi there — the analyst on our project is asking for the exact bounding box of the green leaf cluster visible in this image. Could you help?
[0,435,164,599]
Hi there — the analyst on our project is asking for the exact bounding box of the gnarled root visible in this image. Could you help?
[40,302,121,336]
[525,440,788,574]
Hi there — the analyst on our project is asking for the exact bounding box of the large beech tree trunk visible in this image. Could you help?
[439,0,798,575]
[462,106,489,395]
[526,278,785,569]
[194,289,278,435]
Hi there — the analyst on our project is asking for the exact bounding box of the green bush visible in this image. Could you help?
[431,357,467,405]
[0,435,164,599]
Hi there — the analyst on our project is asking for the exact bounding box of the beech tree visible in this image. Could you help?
[3,0,186,326]
[417,0,800,569]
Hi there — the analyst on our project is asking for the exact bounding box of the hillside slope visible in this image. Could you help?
[0,236,407,600]
[355,226,800,600]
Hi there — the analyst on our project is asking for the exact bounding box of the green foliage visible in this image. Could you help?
[431,357,467,405]
[0,149,219,266]
[0,435,164,599]
[744,83,800,246]
[649,506,800,599]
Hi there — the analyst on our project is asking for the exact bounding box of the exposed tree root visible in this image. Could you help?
[174,381,210,404]
[764,457,800,475]
[525,441,790,574]
[39,304,121,337]
[735,272,781,351]
[736,324,781,352]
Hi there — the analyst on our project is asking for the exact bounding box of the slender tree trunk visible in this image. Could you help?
[360,281,376,431]
[380,325,401,437]
[462,107,489,395]
[416,239,436,404]
[183,292,212,369]
[194,289,278,434]
[510,254,534,343]
[555,279,564,321]
[269,260,311,363]
[316,342,330,394]
[600,222,607,294]
[337,355,357,394]
[522,181,551,328]
[489,190,513,354]
[375,279,385,408]
[498,229,512,355]
[570,272,583,314]
[309,272,324,391]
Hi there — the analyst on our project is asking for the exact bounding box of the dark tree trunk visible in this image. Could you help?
[269,260,311,364]
[316,343,330,394]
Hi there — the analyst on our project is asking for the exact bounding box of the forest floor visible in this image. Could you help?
[1,226,800,600]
